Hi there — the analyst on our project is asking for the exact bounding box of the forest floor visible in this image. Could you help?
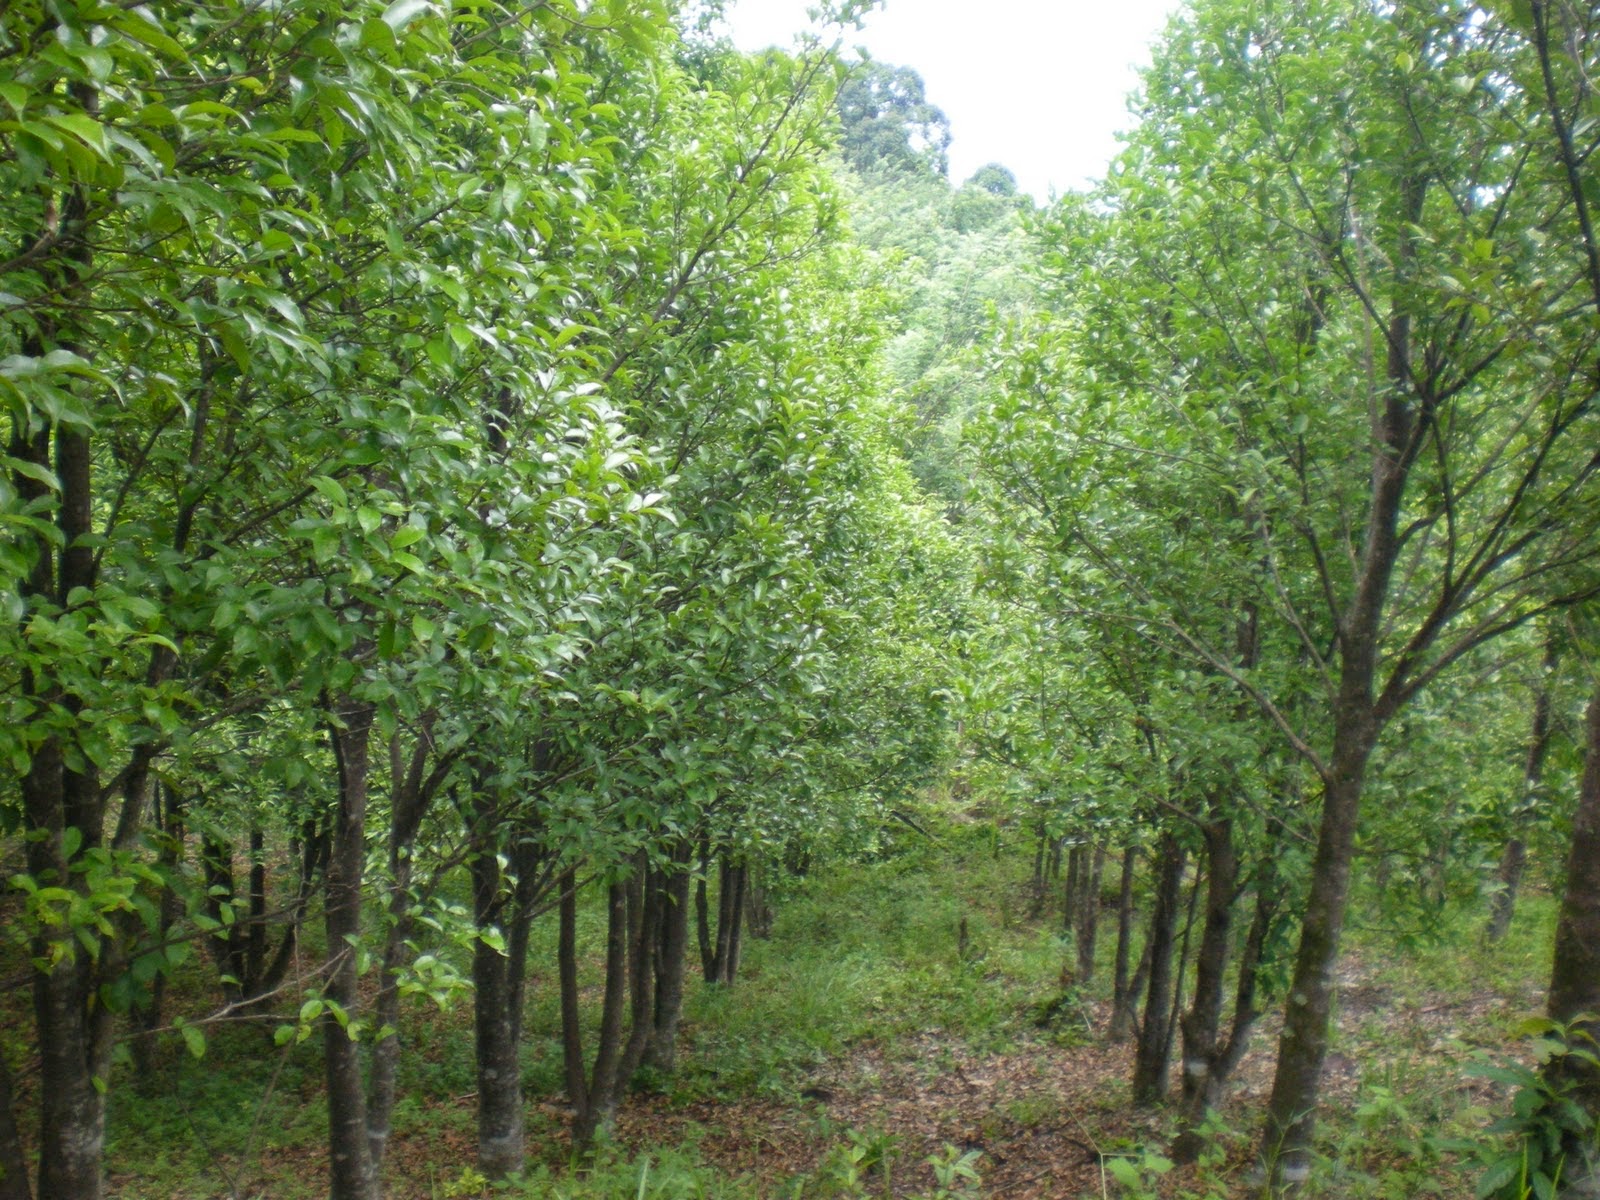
[99,834,1556,1199]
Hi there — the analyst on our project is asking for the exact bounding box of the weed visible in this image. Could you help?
[1458,1015,1600,1200]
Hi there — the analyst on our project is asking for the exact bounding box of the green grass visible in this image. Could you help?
[89,825,1564,1199]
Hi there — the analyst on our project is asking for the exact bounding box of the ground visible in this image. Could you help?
[83,848,1557,1199]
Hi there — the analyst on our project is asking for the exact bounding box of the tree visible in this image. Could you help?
[835,61,951,177]
[982,0,1600,1185]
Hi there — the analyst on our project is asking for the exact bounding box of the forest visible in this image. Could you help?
[1,0,1598,1197]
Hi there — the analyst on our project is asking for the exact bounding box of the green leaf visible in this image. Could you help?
[0,83,26,119]
[179,1023,205,1059]
[360,17,398,56]
[309,475,348,507]
[381,0,433,30]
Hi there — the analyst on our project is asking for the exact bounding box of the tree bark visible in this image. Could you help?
[1488,636,1558,942]
[1062,842,1084,939]
[1545,684,1600,1197]
[646,842,693,1073]
[1109,845,1139,1042]
[558,872,588,1120]
[1173,812,1241,1163]
[322,702,378,1200]
[566,871,658,1149]
[1132,832,1186,1107]
[1076,843,1105,983]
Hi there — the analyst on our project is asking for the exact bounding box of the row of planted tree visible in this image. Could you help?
[7,0,1600,1197]
[0,2,969,1198]
[953,0,1600,1193]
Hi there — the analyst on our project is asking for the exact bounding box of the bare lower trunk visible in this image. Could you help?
[558,873,588,1120]
[1259,746,1371,1191]
[322,704,378,1200]
[472,925,522,1177]
[702,851,747,986]
[470,819,522,1180]
[1132,832,1186,1107]
[25,740,106,1200]
[1109,846,1139,1042]
[1063,842,1084,938]
[567,871,657,1149]
[1172,814,1239,1163]
[1076,844,1105,983]
[1545,685,1600,1197]
[1489,636,1558,942]
[646,843,693,1073]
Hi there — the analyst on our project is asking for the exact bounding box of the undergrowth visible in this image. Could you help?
[96,823,1564,1198]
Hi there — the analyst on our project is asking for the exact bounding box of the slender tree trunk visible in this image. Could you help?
[559,873,588,1120]
[1062,842,1084,938]
[11,130,112,1200]
[1489,636,1558,942]
[1109,846,1139,1042]
[1259,748,1373,1190]
[703,852,747,986]
[646,843,693,1073]
[322,703,378,1200]
[1030,826,1048,916]
[1545,685,1600,1197]
[695,834,714,981]
[468,797,523,1181]
[568,872,656,1149]
[1076,844,1106,983]
[1173,814,1239,1162]
[1132,832,1186,1107]
[1165,856,1204,1074]
[24,739,105,1200]
[135,783,184,1081]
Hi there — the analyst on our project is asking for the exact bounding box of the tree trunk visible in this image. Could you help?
[468,795,522,1181]
[1132,832,1186,1107]
[1062,842,1083,938]
[1076,844,1105,983]
[1029,826,1049,916]
[695,834,714,981]
[1545,684,1600,1197]
[1173,813,1239,1163]
[1488,636,1558,942]
[322,702,378,1200]
[1259,745,1373,1191]
[558,873,588,1121]
[24,738,106,1200]
[566,871,657,1150]
[135,783,184,1082]
[646,842,693,1073]
[702,850,747,986]
[1109,846,1139,1042]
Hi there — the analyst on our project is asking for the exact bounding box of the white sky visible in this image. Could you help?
[720,0,1185,199]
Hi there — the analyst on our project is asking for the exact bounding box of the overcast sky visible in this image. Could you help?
[720,0,1184,199]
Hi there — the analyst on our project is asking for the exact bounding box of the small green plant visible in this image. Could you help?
[793,1124,900,1198]
[921,1143,982,1200]
[438,1166,489,1199]
[1101,1146,1172,1198]
[1465,1016,1600,1200]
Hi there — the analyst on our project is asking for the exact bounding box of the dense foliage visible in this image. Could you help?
[2,0,1598,1197]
